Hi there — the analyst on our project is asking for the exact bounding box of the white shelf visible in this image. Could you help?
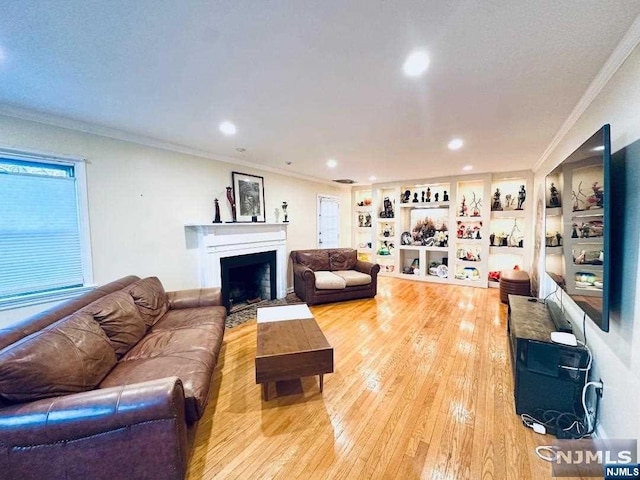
[400,201,450,209]
[490,210,526,219]
[546,207,562,217]
[545,246,563,255]
[490,246,525,254]
[398,245,448,252]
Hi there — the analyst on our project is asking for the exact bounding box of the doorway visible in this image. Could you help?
[317,195,340,248]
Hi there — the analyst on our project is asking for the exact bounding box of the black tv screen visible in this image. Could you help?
[544,125,610,332]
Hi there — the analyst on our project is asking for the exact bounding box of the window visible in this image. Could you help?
[0,149,93,308]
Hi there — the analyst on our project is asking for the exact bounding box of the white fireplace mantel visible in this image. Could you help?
[186,223,288,299]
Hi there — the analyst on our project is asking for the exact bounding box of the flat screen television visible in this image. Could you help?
[544,124,610,332]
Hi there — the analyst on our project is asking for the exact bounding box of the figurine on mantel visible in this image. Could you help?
[282,201,289,222]
[226,186,237,222]
[213,198,221,223]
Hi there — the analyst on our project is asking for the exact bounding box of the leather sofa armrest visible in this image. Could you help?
[0,377,186,446]
[292,263,315,283]
[0,377,188,480]
[355,260,381,276]
[167,287,222,309]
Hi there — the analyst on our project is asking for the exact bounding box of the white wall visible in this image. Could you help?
[534,44,640,440]
[0,115,351,323]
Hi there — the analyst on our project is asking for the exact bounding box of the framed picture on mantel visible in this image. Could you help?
[232,171,266,222]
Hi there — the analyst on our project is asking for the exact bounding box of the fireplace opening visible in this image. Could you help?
[220,251,277,313]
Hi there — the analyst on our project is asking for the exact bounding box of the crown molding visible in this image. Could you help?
[0,104,346,189]
[533,13,640,173]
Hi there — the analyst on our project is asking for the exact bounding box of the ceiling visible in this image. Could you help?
[1,1,640,185]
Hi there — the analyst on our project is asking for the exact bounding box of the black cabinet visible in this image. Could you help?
[507,295,589,418]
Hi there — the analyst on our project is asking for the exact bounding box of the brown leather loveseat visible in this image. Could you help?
[291,248,380,305]
[0,275,226,480]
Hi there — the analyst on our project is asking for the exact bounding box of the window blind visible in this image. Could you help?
[0,167,84,299]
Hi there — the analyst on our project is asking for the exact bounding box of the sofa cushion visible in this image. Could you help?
[296,250,330,271]
[0,312,117,403]
[314,271,347,290]
[333,270,372,287]
[100,309,225,422]
[81,291,147,358]
[152,306,227,331]
[126,277,169,327]
[329,249,358,271]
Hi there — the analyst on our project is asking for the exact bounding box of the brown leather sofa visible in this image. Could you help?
[0,275,226,480]
[291,248,380,305]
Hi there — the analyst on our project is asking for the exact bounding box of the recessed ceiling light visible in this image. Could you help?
[462,165,473,171]
[592,145,605,152]
[403,50,430,77]
[219,121,237,136]
[369,176,377,182]
[448,138,464,150]
[327,159,338,168]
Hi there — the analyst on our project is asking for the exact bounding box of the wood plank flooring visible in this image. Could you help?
[186,277,570,479]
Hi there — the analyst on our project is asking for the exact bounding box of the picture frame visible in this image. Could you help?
[232,171,266,222]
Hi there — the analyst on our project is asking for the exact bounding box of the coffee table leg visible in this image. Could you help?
[319,374,324,393]
[262,383,268,401]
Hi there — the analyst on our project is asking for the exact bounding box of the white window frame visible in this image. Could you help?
[0,147,94,310]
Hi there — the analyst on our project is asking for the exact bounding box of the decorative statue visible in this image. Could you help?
[556,232,562,246]
[402,190,411,203]
[213,198,221,223]
[489,233,495,246]
[443,190,449,202]
[412,192,419,203]
[364,212,372,227]
[421,191,425,203]
[382,196,394,218]
[426,187,431,202]
[571,223,579,238]
[491,188,502,211]
[549,182,561,207]
[459,195,467,216]
[226,186,237,222]
[434,192,439,202]
[282,201,289,222]
[516,185,526,210]
[469,192,482,217]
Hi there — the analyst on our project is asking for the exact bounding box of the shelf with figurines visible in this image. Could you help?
[399,183,451,209]
[399,207,449,249]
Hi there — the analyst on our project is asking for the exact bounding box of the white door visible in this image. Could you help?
[317,195,340,248]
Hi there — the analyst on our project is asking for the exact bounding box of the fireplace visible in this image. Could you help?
[186,222,288,305]
[221,251,277,312]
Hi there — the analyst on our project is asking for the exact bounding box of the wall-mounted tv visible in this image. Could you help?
[544,125,611,332]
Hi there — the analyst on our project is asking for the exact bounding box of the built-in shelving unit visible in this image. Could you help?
[352,170,534,289]
[544,159,604,296]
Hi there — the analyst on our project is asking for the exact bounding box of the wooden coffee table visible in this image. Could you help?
[255,304,333,401]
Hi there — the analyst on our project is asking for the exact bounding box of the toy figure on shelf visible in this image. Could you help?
[571,223,579,238]
[426,187,431,202]
[421,191,425,203]
[491,188,502,211]
[443,191,449,202]
[401,190,411,203]
[282,201,289,222]
[516,185,526,210]
[490,233,495,246]
[412,192,419,203]
[549,183,561,207]
[504,194,513,210]
[457,222,465,239]
[380,196,394,218]
[587,181,604,209]
[459,195,468,216]
[434,192,439,202]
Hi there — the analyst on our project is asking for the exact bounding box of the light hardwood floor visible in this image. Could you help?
[186,277,569,479]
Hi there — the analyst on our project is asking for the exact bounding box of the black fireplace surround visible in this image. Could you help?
[220,251,277,312]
